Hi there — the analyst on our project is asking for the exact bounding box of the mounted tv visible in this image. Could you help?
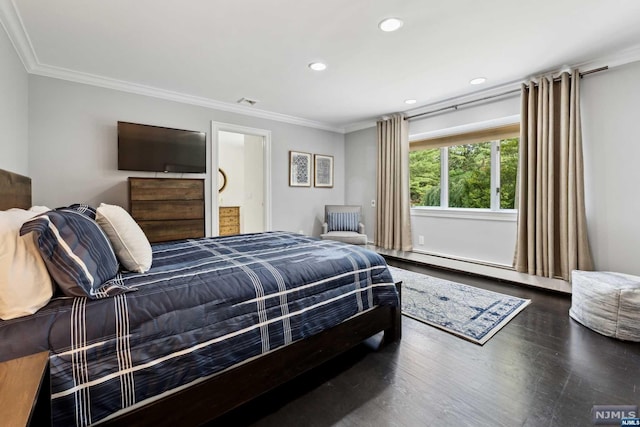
[118,121,206,173]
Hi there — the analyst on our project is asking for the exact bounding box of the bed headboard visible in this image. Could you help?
[0,169,32,210]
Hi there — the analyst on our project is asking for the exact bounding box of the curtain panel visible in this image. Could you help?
[514,70,594,280]
[376,114,412,251]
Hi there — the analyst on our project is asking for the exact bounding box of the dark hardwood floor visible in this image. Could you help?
[208,260,640,427]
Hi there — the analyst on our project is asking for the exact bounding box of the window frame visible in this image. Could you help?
[409,116,520,218]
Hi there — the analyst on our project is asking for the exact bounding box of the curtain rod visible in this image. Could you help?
[405,66,609,121]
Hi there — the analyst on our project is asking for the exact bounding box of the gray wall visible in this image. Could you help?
[345,59,640,276]
[581,59,640,275]
[0,26,28,174]
[27,75,345,236]
[345,126,377,242]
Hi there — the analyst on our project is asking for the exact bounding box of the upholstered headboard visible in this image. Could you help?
[0,169,32,210]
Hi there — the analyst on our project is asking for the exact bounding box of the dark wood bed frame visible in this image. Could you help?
[0,168,401,426]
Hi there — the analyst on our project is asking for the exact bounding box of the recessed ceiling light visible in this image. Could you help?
[379,18,404,32]
[308,62,327,71]
[470,77,487,85]
[404,99,417,105]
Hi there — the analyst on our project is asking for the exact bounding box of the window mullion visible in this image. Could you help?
[441,147,449,208]
[491,140,500,210]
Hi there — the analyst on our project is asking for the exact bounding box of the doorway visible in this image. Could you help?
[211,122,272,236]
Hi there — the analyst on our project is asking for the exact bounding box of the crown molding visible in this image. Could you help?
[576,43,640,70]
[30,63,346,133]
[0,0,345,135]
[0,0,37,70]
[344,120,377,134]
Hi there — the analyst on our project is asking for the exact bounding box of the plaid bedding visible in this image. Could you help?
[0,232,398,426]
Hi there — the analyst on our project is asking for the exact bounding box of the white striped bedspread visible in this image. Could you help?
[0,231,398,426]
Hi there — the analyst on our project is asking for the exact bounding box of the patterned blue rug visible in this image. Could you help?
[389,266,531,345]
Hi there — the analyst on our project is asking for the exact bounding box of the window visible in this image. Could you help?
[409,148,440,207]
[410,124,519,210]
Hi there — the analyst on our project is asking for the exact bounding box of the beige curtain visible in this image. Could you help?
[514,70,594,280]
[376,113,412,251]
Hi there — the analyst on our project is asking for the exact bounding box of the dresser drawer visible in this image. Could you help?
[219,206,239,217]
[219,225,240,236]
[219,215,239,226]
[130,178,204,201]
[138,220,204,243]
[131,200,204,221]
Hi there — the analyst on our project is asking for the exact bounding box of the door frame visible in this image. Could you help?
[210,121,272,236]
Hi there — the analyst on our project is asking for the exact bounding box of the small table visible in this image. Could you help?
[0,351,50,426]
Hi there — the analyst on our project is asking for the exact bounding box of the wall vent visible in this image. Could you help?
[237,97,259,106]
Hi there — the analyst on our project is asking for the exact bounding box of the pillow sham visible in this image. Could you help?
[96,203,152,273]
[0,209,54,320]
[20,208,120,299]
[327,211,360,232]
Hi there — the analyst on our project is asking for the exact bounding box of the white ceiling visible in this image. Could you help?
[3,0,640,132]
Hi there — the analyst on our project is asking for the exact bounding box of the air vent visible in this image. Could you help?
[237,97,259,106]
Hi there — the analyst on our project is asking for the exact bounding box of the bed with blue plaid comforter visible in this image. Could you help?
[0,231,398,426]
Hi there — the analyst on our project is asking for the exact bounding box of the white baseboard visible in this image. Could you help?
[372,247,571,294]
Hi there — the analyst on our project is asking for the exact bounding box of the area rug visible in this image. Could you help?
[388,266,531,345]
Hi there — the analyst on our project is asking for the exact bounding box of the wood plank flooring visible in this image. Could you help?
[208,260,640,427]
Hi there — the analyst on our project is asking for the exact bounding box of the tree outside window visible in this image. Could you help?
[499,138,518,209]
[410,148,440,207]
[409,125,519,211]
[448,142,492,209]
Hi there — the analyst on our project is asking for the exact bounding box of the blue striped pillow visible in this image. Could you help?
[327,212,359,232]
[20,208,123,299]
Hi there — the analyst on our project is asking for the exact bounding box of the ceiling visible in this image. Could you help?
[3,0,640,132]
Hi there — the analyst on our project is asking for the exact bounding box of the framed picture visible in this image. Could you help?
[314,154,334,188]
[289,151,312,187]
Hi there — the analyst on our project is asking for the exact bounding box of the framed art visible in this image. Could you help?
[314,154,333,188]
[289,151,312,187]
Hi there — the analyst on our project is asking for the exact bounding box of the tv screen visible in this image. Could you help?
[118,121,206,173]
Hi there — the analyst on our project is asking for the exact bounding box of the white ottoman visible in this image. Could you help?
[570,270,640,341]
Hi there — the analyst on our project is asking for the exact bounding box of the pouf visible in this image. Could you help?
[569,270,640,341]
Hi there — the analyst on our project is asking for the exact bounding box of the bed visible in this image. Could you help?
[0,169,401,426]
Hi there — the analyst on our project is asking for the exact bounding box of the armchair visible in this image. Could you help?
[320,205,368,245]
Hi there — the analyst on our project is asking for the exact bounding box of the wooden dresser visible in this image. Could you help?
[219,206,240,236]
[129,177,205,243]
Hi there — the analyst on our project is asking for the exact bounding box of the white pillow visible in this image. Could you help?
[29,206,51,215]
[96,203,152,273]
[0,209,54,320]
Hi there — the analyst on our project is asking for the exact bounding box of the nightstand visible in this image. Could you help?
[0,351,50,426]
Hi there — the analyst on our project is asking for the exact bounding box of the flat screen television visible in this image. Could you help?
[118,121,206,173]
